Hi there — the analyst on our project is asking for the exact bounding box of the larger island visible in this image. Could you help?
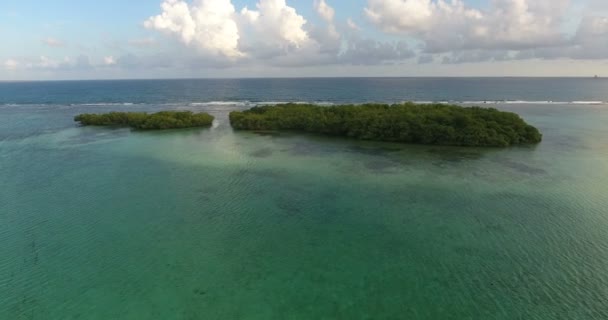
[229,103,542,147]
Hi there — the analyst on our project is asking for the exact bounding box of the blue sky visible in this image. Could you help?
[1,0,607,80]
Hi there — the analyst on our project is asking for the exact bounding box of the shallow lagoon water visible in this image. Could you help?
[1,101,608,319]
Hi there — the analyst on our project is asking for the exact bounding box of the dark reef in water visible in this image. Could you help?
[229,103,543,147]
[74,111,214,130]
[250,148,274,158]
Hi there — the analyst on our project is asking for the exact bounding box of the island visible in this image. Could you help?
[229,103,542,147]
[74,111,214,130]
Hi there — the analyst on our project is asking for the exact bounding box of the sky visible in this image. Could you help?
[1,0,608,80]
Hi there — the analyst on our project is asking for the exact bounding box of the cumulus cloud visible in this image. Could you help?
[310,0,340,54]
[365,0,437,33]
[144,0,242,57]
[314,0,335,22]
[145,0,315,59]
[239,0,311,55]
[5,0,608,79]
[364,0,608,63]
[143,0,416,67]
[140,0,608,69]
[511,15,608,61]
[365,0,570,53]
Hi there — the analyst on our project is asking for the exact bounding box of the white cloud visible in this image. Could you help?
[145,0,314,59]
[143,0,419,68]
[144,0,242,58]
[514,15,608,61]
[365,0,570,53]
[347,18,360,30]
[314,0,335,22]
[362,0,608,63]
[240,0,311,51]
[4,59,19,70]
[43,37,66,48]
[313,0,340,40]
[5,0,608,79]
[104,56,117,65]
[365,0,436,33]
[138,0,608,69]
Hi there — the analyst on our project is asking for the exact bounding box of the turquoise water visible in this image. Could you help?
[1,80,608,319]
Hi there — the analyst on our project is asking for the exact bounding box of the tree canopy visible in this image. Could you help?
[229,103,542,147]
[74,111,214,130]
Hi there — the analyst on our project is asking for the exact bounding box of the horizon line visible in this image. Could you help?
[0,75,604,83]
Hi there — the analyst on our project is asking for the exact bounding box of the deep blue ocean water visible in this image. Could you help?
[2,77,608,105]
[1,78,608,319]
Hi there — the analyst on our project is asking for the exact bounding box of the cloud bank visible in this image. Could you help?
[139,0,608,68]
[144,0,312,59]
[364,0,608,63]
[142,0,415,67]
[3,0,608,76]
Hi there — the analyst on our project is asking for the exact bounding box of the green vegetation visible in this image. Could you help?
[74,111,214,130]
[229,103,542,147]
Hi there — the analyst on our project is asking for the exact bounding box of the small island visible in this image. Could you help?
[74,111,214,130]
[229,103,542,147]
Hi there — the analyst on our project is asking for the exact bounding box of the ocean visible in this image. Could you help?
[1,78,607,319]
